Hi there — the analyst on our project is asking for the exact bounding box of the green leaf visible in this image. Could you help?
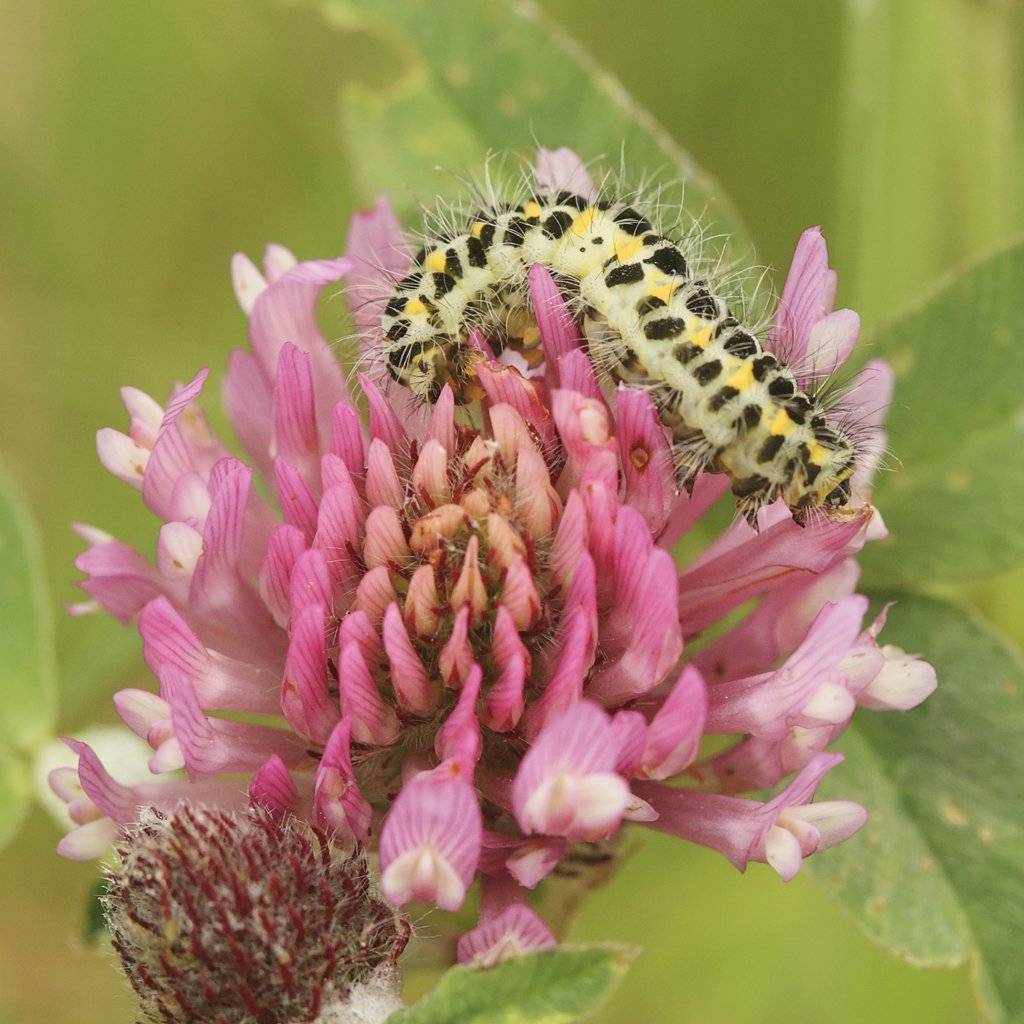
[317,0,750,255]
[388,946,635,1024]
[0,749,31,852]
[860,240,1024,586]
[806,727,970,967]
[810,594,1024,1023]
[0,461,57,750]
[836,0,1024,326]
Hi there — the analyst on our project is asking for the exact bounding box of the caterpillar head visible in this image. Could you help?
[386,342,451,404]
[822,475,852,511]
[386,341,485,405]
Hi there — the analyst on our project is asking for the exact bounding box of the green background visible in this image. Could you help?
[1,1,1021,1021]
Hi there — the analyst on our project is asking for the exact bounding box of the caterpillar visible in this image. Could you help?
[379,188,857,525]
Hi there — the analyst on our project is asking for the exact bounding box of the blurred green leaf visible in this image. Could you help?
[812,594,1024,1023]
[0,462,57,750]
[837,0,1024,325]
[0,463,57,853]
[860,240,1024,586]
[0,750,30,852]
[318,0,750,255]
[389,946,635,1024]
[807,727,970,967]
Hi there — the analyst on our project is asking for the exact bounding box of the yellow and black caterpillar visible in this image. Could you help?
[380,190,856,524]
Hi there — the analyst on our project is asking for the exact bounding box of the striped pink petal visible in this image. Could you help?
[313,717,372,845]
[280,603,340,744]
[379,774,482,911]
[457,903,557,966]
[249,754,300,817]
[514,701,631,841]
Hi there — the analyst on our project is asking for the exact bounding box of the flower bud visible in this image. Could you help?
[105,804,410,1023]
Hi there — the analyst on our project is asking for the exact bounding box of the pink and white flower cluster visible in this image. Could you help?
[54,149,935,966]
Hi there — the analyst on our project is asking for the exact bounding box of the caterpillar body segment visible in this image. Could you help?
[380,190,857,523]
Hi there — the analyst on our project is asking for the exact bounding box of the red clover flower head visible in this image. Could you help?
[55,148,936,967]
[105,803,409,1024]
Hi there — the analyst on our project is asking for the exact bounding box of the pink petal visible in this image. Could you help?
[858,647,937,711]
[805,308,860,381]
[405,564,443,638]
[156,521,205,586]
[365,438,405,509]
[528,263,583,393]
[773,226,831,370]
[382,602,438,714]
[258,523,307,629]
[337,641,399,746]
[409,504,471,556]
[524,609,590,738]
[379,774,482,911]
[363,505,410,569]
[514,701,631,841]
[435,665,483,774]
[246,256,352,445]
[337,608,384,667]
[617,386,676,535]
[451,535,488,627]
[57,817,121,861]
[263,243,297,283]
[534,147,598,200]
[331,401,367,478]
[74,536,163,623]
[609,710,647,776]
[313,717,372,845]
[249,754,300,817]
[635,753,859,879]
[548,490,587,590]
[139,596,280,715]
[419,380,455,447]
[551,390,618,498]
[439,605,476,688]
[485,513,528,574]
[189,464,283,664]
[457,904,557,966]
[515,448,562,540]
[640,664,707,780]
[358,373,408,454]
[476,362,556,450]
[272,343,321,491]
[411,438,451,507]
[289,546,333,619]
[280,603,340,745]
[481,606,529,732]
[678,513,868,636]
[96,428,149,489]
[692,557,861,684]
[489,403,536,470]
[506,838,568,888]
[344,195,412,343]
[231,251,268,316]
[313,483,363,594]
[162,669,308,779]
[274,457,319,543]
[554,348,604,404]
[351,565,399,627]
[143,371,230,520]
[704,596,867,740]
